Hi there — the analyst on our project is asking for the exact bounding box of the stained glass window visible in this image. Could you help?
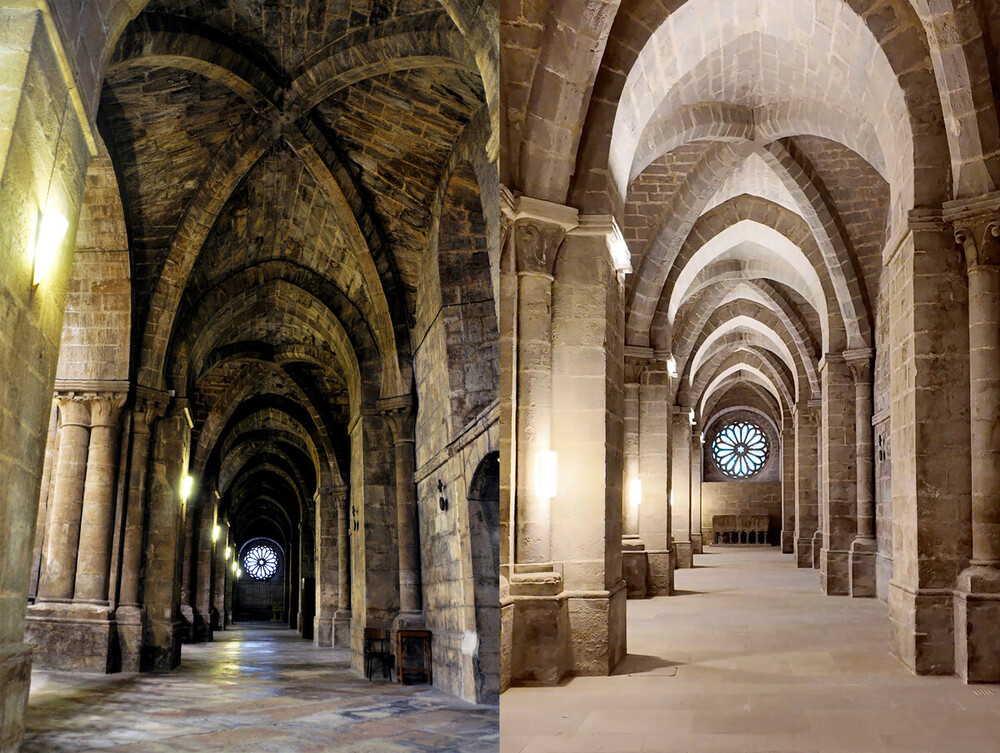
[711,421,768,478]
[243,543,279,580]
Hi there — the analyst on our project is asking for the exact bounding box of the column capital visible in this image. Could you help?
[501,188,578,276]
[843,348,874,384]
[943,192,1000,272]
[377,394,415,443]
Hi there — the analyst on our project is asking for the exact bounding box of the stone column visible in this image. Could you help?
[670,408,693,569]
[36,395,91,601]
[514,210,572,565]
[382,399,423,626]
[334,487,351,647]
[116,392,167,670]
[951,200,1000,681]
[846,350,877,597]
[780,412,795,554]
[621,373,647,598]
[212,519,229,631]
[690,427,703,554]
[314,486,336,647]
[73,393,126,603]
[794,400,820,568]
[546,218,627,679]
[888,209,971,676]
[639,359,672,594]
[820,353,857,595]
[193,490,217,642]
[179,486,199,641]
[143,400,192,671]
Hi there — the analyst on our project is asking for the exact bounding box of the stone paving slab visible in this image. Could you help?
[501,548,1000,753]
[24,627,498,753]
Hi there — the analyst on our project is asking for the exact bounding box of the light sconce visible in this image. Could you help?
[667,356,678,378]
[212,524,220,543]
[180,474,194,502]
[237,567,242,578]
[225,546,232,560]
[32,209,68,286]
[689,409,696,426]
[536,450,558,499]
[629,478,642,507]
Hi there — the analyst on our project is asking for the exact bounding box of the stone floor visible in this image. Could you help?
[501,547,1000,753]
[23,627,498,753]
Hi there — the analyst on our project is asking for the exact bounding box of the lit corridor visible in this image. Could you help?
[23,628,498,753]
[501,549,1000,753]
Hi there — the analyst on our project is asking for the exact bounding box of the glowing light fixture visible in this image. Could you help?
[536,450,558,499]
[225,546,232,560]
[32,209,68,286]
[667,356,678,378]
[689,409,696,426]
[180,474,194,501]
[212,524,220,543]
[232,561,239,575]
[236,567,242,578]
[629,478,642,507]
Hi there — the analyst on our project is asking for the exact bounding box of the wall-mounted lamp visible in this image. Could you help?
[225,546,232,560]
[236,567,241,578]
[689,409,696,426]
[536,450,558,499]
[32,209,68,286]
[629,478,642,507]
[667,356,678,378]
[212,524,220,543]
[180,474,194,502]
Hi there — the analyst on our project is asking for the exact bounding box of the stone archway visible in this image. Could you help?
[468,451,499,704]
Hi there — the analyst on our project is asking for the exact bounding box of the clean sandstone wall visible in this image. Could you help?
[700,482,782,544]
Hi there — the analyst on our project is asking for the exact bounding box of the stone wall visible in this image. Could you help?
[700,482,782,543]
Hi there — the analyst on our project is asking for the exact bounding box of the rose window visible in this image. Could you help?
[243,544,279,580]
[712,421,769,479]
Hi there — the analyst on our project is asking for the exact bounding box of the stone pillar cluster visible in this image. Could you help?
[26,389,126,673]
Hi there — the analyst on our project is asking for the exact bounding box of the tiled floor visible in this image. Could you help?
[501,547,1000,753]
[23,627,498,753]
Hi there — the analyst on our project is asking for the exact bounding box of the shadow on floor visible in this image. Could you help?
[612,653,684,676]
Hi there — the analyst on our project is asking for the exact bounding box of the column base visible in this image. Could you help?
[691,533,703,555]
[566,581,626,676]
[811,531,822,569]
[179,605,208,643]
[794,537,813,568]
[889,580,954,675]
[333,609,352,648]
[647,549,673,596]
[510,571,567,685]
[849,537,877,597]
[821,548,850,595]
[781,529,794,554]
[314,617,333,647]
[674,540,693,569]
[143,618,182,672]
[0,642,32,752]
[25,601,119,673]
[114,605,144,672]
[500,576,513,693]
[954,565,1000,682]
[622,537,648,599]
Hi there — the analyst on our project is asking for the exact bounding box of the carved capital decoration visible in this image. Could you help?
[514,220,566,277]
[843,348,874,385]
[378,394,415,444]
[943,192,1000,273]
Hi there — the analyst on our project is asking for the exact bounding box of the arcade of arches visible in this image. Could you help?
[499,0,1000,700]
[0,0,499,750]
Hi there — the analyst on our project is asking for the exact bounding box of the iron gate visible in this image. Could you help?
[233,579,287,625]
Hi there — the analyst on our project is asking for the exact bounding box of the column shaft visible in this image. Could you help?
[623,382,640,537]
[37,398,90,601]
[394,433,422,616]
[74,395,124,602]
[793,403,819,569]
[515,270,554,563]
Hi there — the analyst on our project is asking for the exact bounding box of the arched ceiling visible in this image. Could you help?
[95,0,489,539]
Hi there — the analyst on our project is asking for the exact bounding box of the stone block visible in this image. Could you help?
[954,566,1000,683]
[622,538,648,598]
[794,537,813,568]
[0,642,31,753]
[510,589,567,686]
[781,529,794,553]
[25,602,119,673]
[647,549,673,595]
[314,617,333,648]
[115,605,143,673]
[674,541,693,569]
[890,582,955,676]
[849,537,877,598]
